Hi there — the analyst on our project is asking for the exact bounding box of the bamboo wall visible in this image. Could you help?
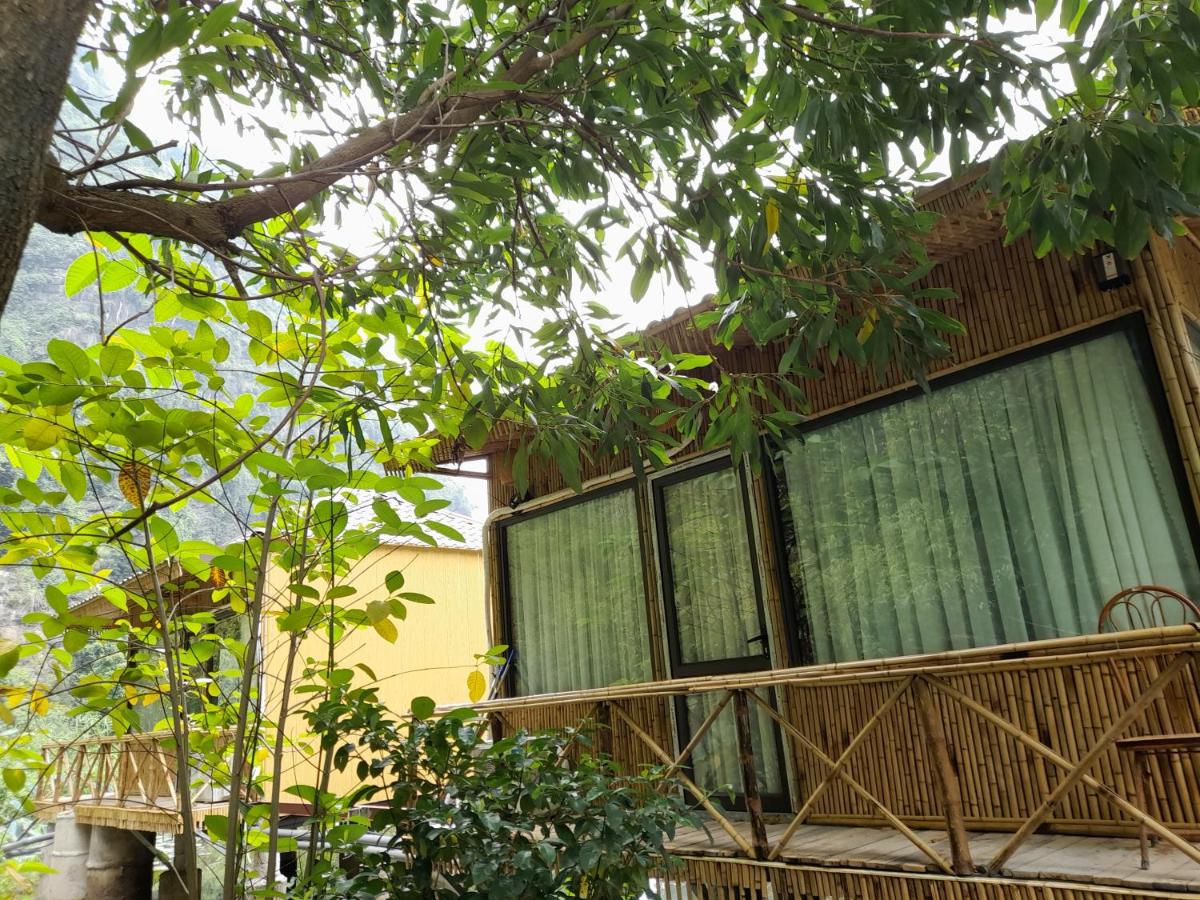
[482,225,1155,510]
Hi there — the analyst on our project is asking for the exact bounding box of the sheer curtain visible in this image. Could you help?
[661,467,765,665]
[660,467,784,798]
[779,330,1200,664]
[505,489,652,695]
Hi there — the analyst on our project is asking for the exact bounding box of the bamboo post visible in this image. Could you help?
[915,677,974,875]
[733,690,769,860]
[596,701,612,759]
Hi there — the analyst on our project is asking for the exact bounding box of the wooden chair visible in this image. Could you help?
[1098,585,1200,869]
[1097,584,1200,633]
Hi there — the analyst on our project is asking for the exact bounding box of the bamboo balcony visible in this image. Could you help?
[459,625,1200,898]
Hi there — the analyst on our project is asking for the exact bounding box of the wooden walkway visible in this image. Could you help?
[666,821,1200,894]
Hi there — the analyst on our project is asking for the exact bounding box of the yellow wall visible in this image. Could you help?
[262,543,486,801]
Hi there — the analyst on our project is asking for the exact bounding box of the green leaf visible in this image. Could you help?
[205,815,229,841]
[23,419,63,451]
[631,258,654,301]
[198,1,242,44]
[410,696,436,720]
[64,254,100,297]
[99,345,135,377]
[3,768,25,793]
[48,339,91,380]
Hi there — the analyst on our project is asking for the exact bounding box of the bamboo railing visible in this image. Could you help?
[454,626,1200,877]
[33,730,231,833]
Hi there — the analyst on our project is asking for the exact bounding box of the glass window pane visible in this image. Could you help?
[778,330,1200,663]
[661,467,765,665]
[685,690,784,801]
[505,489,652,695]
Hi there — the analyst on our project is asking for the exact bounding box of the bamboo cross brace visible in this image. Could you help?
[767,676,914,860]
[666,691,733,780]
[78,744,104,801]
[553,702,600,767]
[130,743,155,806]
[921,664,1200,870]
[985,652,1192,870]
[747,690,954,875]
[608,701,756,858]
[69,746,85,803]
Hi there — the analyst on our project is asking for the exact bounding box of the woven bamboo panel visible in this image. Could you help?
[495,695,673,775]
[490,231,1147,509]
[783,651,1200,835]
[656,856,1199,899]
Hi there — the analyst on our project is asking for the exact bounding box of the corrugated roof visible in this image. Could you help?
[345,497,483,550]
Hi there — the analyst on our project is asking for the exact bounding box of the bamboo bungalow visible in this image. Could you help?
[441,172,1200,898]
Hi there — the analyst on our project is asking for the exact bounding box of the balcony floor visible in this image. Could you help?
[667,820,1200,894]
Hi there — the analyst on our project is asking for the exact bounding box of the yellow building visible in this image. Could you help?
[264,503,487,801]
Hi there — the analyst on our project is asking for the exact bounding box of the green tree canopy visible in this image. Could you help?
[11,1,1199,472]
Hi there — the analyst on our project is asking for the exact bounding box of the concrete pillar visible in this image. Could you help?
[35,813,91,900]
[84,826,154,900]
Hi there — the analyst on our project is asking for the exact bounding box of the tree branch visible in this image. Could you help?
[34,6,634,248]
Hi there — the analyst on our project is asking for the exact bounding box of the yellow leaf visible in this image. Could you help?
[764,197,779,250]
[0,705,12,726]
[467,670,486,703]
[856,306,880,344]
[118,461,152,506]
[372,617,398,643]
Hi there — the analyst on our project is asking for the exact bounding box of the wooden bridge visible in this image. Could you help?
[33,730,230,834]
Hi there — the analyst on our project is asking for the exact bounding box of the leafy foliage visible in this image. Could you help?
[299,694,696,899]
[25,0,1200,483]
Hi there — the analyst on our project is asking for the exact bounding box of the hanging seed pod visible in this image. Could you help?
[118,461,152,507]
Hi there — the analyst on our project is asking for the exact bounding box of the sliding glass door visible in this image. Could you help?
[654,459,787,807]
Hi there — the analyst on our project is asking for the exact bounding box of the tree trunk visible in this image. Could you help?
[0,0,93,315]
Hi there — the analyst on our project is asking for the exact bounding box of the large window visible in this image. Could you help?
[503,487,653,695]
[777,325,1200,664]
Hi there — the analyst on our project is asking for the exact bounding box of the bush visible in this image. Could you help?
[298,689,697,899]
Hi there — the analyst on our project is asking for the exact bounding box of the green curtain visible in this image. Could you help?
[505,489,653,695]
[660,467,784,797]
[661,467,765,665]
[779,330,1200,664]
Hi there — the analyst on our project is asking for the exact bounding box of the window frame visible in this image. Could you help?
[494,479,655,696]
[650,454,775,679]
[768,312,1200,665]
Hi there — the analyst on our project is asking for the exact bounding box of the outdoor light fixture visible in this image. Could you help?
[1092,244,1132,291]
